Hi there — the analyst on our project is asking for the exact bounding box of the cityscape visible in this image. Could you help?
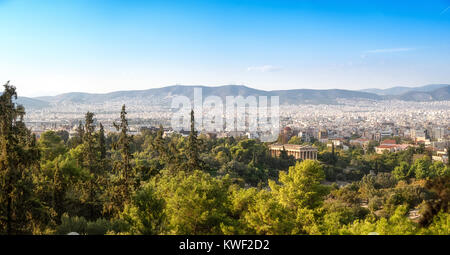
[24,85,450,165]
[1,0,450,245]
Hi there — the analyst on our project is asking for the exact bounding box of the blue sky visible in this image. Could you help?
[0,0,449,97]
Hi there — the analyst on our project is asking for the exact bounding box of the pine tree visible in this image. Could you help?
[113,105,133,185]
[0,82,41,234]
[154,124,166,162]
[83,112,96,169]
[104,105,134,217]
[82,111,102,220]
[280,146,289,160]
[331,143,337,165]
[52,159,66,222]
[186,109,202,171]
[98,123,107,160]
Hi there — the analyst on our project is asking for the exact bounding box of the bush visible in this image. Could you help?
[56,213,87,235]
[86,218,111,235]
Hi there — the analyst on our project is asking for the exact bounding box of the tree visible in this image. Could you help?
[81,111,102,220]
[114,105,134,187]
[153,125,167,163]
[419,176,450,227]
[68,121,84,148]
[186,109,202,171]
[411,156,433,179]
[421,212,450,234]
[271,160,329,210]
[36,153,86,224]
[392,162,412,181]
[280,146,289,160]
[156,170,233,234]
[341,205,418,235]
[331,143,337,165]
[242,189,296,235]
[98,123,107,161]
[0,82,41,234]
[120,184,166,235]
[104,105,134,217]
[83,112,97,172]
[114,105,133,184]
[56,130,70,144]
[38,131,67,162]
[288,136,302,145]
[52,158,66,222]
[430,161,450,177]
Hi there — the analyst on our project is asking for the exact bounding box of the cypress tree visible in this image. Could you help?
[186,109,202,171]
[52,159,65,222]
[98,123,107,160]
[154,124,166,162]
[113,105,133,185]
[104,105,134,217]
[82,111,101,220]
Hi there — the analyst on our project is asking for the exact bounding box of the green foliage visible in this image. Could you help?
[243,190,296,235]
[56,213,126,235]
[420,212,450,235]
[105,105,135,217]
[1,84,450,235]
[56,213,88,235]
[156,170,233,235]
[0,82,43,234]
[120,183,165,235]
[186,110,202,171]
[271,160,329,210]
[39,131,67,162]
[341,205,418,235]
[288,136,302,145]
[393,162,412,181]
[412,156,433,179]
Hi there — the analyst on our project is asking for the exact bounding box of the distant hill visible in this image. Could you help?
[36,85,270,104]
[16,97,50,109]
[397,85,450,101]
[34,85,382,106]
[271,89,381,104]
[23,84,450,109]
[361,84,449,96]
[0,93,50,109]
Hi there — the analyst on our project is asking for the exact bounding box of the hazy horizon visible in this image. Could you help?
[2,82,446,98]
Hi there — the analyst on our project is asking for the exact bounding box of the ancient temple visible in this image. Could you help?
[268,144,318,160]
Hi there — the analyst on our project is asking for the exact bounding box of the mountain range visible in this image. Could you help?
[360,84,449,95]
[11,84,450,109]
